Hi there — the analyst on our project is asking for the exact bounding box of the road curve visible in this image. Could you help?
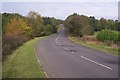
[35,24,118,78]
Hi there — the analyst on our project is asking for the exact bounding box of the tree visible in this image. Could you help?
[3,17,31,55]
[43,17,61,33]
[2,13,23,34]
[99,18,107,30]
[111,21,120,31]
[65,13,94,37]
[27,11,44,37]
[2,12,62,56]
[89,16,100,31]
[44,24,53,35]
[5,17,31,38]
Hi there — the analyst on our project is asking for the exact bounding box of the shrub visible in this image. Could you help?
[96,29,120,43]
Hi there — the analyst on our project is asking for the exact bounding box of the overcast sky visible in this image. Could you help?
[1,0,119,2]
[2,1,118,20]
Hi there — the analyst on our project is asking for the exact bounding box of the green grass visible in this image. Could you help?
[2,37,46,78]
[68,36,119,56]
[93,31,99,38]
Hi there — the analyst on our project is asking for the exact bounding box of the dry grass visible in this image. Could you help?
[68,36,119,56]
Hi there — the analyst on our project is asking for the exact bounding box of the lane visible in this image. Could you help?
[35,24,118,78]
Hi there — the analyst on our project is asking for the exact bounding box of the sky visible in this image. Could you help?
[1,1,119,20]
[1,0,119,2]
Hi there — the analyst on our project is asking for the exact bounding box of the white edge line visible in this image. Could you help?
[34,38,49,78]
[80,56,112,70]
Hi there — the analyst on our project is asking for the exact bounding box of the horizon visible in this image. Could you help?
[2,2,118,20]
[1,12,118,21]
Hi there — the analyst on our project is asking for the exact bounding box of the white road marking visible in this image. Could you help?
[55,41,61,46]
[55,31,63,41]
[71,52,75,53]
[64,47,70,51]
[34,44,49,78]
[80,56,112,70]
[55,26,64,46]
[57,43,61,46]
[44,71,49,78]
[55,26,75,53]
[38,59,40,63]
[55,25,112,71]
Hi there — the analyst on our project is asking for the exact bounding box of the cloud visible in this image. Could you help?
[2,0,119,2]
[2,2,118,20]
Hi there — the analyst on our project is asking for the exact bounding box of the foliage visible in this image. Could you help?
[89,16,100,31]
[2,13,23,34]
[65,13,94,37]
[3,17,31,55]
[90,17,120,31]
[44,24,53,35]
[2,11,63,56]
[2,12,119,56]
[27,11,44,37]
[43,17,63,33]
[65,13,119,40]
[96,29,120,43]
[2,11,64,78]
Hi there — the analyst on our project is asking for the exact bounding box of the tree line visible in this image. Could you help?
[2,11,63,56]
[2,12,120,56]
[64,13,120,44]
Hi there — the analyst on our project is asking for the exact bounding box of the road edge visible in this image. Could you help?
[34,37,49,78]
[67,36,119,58]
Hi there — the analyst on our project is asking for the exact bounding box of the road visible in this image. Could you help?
[35,24,118,78]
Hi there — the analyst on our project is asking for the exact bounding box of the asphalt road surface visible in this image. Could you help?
[35,24,118,78]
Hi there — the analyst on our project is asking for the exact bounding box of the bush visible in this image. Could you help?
[96,29,120,43]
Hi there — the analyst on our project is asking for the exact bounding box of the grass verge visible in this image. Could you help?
[2,37,46,78]
[68,36,119,56]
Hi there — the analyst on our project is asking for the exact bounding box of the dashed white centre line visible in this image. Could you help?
[55,29,64,46]
[80,56,112,70]
[55,26,112,71]
[71,52,75,53]
[64,47,70,51]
